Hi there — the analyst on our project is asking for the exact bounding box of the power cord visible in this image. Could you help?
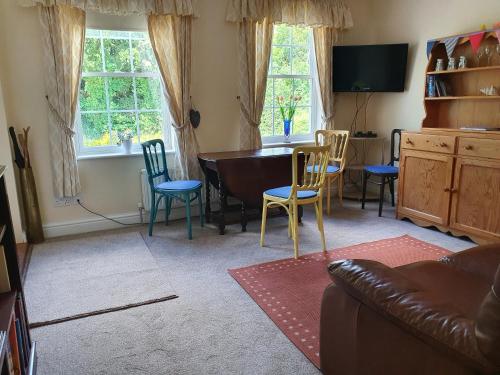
[77,199,138,226]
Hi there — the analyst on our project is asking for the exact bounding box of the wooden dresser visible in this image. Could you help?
[397,30,500,243]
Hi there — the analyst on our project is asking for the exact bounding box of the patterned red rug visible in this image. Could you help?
[228,235,452,368]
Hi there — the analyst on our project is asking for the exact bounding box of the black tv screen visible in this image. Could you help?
[333,44,408,92]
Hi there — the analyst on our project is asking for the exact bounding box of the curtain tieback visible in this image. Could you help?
[239,102,260,128]
[322,114,335,124]
[45,96,75,136]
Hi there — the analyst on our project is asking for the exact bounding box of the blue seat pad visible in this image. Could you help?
[156,180,202,191]
[265,186,317,199]
[365,165,399,175]
[306,165,340,174]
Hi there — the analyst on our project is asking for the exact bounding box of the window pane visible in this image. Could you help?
[110,113,137,144]
[292,107,310,135]
[132,39,157,73]
[83,38,102,72]
[273,109,284,136]
[274,78,293,103]
[86,29,101,38]
[136,78,161,110]
[293,78,311,105]
[292,47,310,75]
[273,24,291,45]
[264,79,274,107]
[272,46,291,75]
[260,108,273,137]
[81,113,110,147]
[80,77,106,111]
[139,112,163,142]
[291,27,309,45]
[104,38,131,72]
[108,78,134,110]
[103,30,130,39]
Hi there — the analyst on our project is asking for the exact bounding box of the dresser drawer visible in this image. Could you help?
[401,133,456,154]
[458,137,500,160]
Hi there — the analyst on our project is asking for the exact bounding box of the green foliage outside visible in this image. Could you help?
[79,30,163,148]
[261,25,313,137]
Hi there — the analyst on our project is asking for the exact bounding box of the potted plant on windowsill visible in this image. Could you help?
[117,130,134,154]
[277,95,302,143]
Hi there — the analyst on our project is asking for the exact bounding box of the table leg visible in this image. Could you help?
[218,175,226,235]
[205,172,211,223]
[241,202,247,232]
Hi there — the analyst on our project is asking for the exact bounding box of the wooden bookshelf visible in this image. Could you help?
[0,166,36,375]
[426,65,500,75]
[425,96,500,101]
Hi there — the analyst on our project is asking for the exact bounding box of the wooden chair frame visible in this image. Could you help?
[142,139,203,239]
[260,145,331,259]
[313,130,350,215]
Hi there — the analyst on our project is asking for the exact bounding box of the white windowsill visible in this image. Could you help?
[78,150,175,161]
[263,139,314,148]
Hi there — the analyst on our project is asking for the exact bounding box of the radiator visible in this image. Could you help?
[139,169,218,212]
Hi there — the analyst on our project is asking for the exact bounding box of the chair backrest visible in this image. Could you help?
[142,139,170,188]
[293,145,331,194]
[315,130,350,171]
[390,129,403,166]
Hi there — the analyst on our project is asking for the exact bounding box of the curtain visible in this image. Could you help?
[148,14,200,180]
[313,26,337,130]
[238,17,273,150]
[39,4,85,198]
[226,0,353,29]
[18,0,199,16]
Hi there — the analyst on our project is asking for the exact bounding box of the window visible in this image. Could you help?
[261,24,318,144]
[77,29,172,156]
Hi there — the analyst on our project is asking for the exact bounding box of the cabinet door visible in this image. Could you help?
[450,157,500,240]
[398,150,454,225]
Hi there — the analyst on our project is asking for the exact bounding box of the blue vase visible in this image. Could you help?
[283,119,291,143]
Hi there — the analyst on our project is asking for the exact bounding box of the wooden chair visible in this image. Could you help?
[361,129,402,217]
[142,139,203,239]
[260,145,331,259]
[309,130,349,215]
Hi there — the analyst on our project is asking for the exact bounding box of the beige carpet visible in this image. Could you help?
[25,231,177,325]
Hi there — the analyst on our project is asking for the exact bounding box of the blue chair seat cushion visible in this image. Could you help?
[265,186,317,200]
[155,180,202,191]
[306,165,340,174]
[365,165,399,175]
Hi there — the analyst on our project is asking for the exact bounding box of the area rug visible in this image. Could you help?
[228,235,452,368]
[25,232,177,326]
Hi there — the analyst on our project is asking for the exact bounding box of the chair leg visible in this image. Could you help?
[338,173,344,207]
[165,197,172,225]
[148,192,156,236]
[292,201,299,259]
[379,177,386,217]
[288,204,292,238]
[198,191,204,227]
[185,193,192,240]
[389,178,395,207]
[326,176,332,216]
[260,198,268,247]
[362,171,368,209]
[315,200,326,252]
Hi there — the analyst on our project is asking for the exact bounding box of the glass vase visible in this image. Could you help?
[283,119,291,143]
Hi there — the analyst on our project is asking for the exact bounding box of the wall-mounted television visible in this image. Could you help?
[333,44,408,92]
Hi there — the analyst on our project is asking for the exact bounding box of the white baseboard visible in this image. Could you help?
[43,202,213,239]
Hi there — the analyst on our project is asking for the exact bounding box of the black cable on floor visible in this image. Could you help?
[77,199,138,226]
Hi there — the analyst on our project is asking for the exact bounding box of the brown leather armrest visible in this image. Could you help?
[440,244,500,284]
[328,259,496,372]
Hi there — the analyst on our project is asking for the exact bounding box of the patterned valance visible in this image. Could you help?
[17,0,199,16]
[226,0,353,29]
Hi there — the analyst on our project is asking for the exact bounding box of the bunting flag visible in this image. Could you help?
[469,32,485,54]
[426,40,436,58]
[443,36,460,58]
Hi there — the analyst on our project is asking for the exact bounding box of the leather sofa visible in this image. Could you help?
[320,243,500,375]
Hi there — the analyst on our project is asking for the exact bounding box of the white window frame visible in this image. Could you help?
[262,25,319,145]
[76,28,174,157]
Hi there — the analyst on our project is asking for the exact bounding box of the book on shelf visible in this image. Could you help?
[8,318,21,375]
[15,320,25,374]
[15,298,29,365]
[0,246,11,293]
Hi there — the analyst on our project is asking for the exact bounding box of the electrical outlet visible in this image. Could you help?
[54,196,79,207]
